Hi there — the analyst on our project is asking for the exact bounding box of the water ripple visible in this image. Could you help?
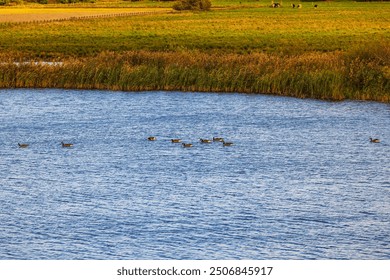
[0,89,389,259]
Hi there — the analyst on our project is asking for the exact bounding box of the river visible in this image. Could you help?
[0,89,389,259]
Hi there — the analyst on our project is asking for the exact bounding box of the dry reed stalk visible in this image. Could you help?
[0,50,388,102]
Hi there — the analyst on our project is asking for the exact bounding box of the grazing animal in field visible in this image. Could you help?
[148,136,156,141]
[182,143,193,148]
[213,137,224,142]
[369,137,380,143]
[200,138,212,143]
[297,4,302,8]
[314,4,318,8]
[272,2,281,8]
[18,143,29,148]
[292,3,295,8]
[171,139,181,143]
[61,141,73,148]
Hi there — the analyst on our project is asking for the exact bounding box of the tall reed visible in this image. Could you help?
[0,48,389,102]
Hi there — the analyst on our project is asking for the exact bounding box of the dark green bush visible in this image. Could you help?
[58,0,95,3]
[173,0,212,11]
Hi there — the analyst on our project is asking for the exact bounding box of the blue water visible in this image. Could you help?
[0,89,389,260]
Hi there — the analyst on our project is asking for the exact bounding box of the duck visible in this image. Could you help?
[369,137,380,143]
[222,141,233,146]
[182,143,193,148]
[18,143,29,148]
[61,141,73,148]
[200,138,212,143]
[213,137,224,142]
[148,136,156,141]
[171,139,181,143]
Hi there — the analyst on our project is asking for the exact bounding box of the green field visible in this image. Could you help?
[1,1,389,56]
[0,1,389,101]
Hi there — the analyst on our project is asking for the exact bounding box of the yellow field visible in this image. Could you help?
[0,7,170,23]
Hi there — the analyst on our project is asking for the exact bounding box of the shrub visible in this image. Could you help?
[173,0,212,11]
[58,0,95,3]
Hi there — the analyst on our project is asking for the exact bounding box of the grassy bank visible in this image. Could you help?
[1,46,389,101]
[0,1,389,101]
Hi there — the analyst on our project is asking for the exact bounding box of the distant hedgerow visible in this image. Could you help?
[173,0,212,11]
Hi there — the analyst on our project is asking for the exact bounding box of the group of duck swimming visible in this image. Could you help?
[16,137,380,149]
[17,142,73,148]
[147,136,233,148]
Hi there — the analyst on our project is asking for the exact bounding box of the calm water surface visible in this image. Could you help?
[0,89,389,259]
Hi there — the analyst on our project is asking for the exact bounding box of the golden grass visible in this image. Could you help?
[0,7,170,23]
[1,45,388,102]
